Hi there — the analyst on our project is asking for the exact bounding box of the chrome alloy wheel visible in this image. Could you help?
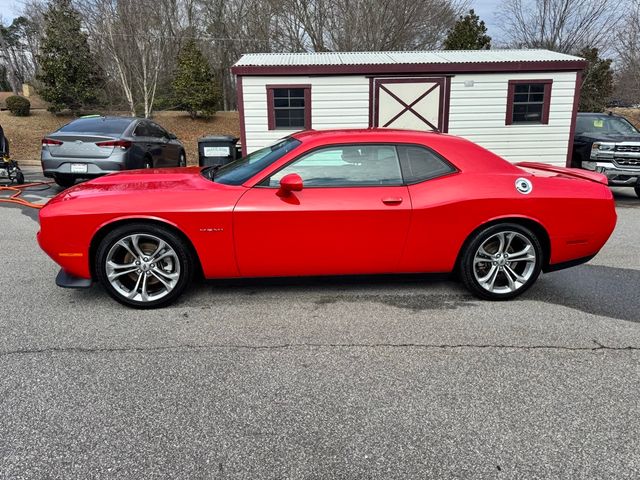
[105,233,180,302]
[472,231,537,295]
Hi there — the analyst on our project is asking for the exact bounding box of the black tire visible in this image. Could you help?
[459,223,543,301]
[635,185,640,199]
[15,170,25,185]
[178,151,186,167]
[95,223,194,308]
[144,157,153,169]
[54,175,76,188]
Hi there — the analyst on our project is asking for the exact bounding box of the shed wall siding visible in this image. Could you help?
[447,71,577,166]
[242,75,369,153]
[241,71,578,166]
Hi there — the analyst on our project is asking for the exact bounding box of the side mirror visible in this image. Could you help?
[279,173,303,195]
[168,133,177,140]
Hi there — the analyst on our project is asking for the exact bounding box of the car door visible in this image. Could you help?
[132,121,154,166]
[146,122,172,167]
[233,144,412,277]
[152,122,180,166]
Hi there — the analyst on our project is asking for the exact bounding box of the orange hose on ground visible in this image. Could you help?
[0,181,54,209]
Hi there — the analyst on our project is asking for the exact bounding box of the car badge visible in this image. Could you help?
[515,177,533,194]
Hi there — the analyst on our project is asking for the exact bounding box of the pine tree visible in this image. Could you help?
[173,40,220,119]
[37,0,101,114]
[578,48,613,112]
[443,10,491,50]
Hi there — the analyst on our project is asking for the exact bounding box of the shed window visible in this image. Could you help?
[267,85,311,130]
[506,80,552,125]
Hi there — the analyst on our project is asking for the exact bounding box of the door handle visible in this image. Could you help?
[382,197,403,205]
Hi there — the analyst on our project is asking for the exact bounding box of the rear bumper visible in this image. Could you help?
[42,159,124,178]
[41,151,128,178]
[544,254,596,273]
[56,269,93,289]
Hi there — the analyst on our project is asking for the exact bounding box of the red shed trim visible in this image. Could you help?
[232,60,587,76]
[236,75,247,156]
[505,79,553,126]
[266,84,312,131]
[566,72,583,167]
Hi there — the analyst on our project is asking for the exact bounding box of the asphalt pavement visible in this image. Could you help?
[1,167,639,478]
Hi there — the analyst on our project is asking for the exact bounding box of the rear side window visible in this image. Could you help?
[398,145,456,184]
[59,117,132,135]
[134,122,150,136]
[147,122,168,138]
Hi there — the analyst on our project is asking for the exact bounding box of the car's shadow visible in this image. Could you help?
[174,262,640,322]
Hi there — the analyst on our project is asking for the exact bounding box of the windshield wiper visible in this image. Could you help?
[207,164,223,180]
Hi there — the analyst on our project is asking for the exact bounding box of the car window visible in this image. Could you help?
[147,122,167,138]
[268,144,403,187]
[58,117,132,135]
[576,115,639,135]
[212,137,301,186]
[133,122,149,137]
[398,145,456,183]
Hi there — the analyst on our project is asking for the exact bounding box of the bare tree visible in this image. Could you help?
[0,16,40,94]
[496,0,622,54]
[79,0,188,117]
[614,2,640,103]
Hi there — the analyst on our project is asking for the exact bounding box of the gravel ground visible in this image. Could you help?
[1,169,639,479]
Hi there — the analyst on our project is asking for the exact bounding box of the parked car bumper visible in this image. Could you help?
[581,161,640,186]
[41,151,128,178]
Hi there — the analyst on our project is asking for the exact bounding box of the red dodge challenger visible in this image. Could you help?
[37,129,617,308]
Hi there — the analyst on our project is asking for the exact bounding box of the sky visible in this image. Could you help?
[0,0,19,23]
[0,0,505,42]
[471,0,504,43]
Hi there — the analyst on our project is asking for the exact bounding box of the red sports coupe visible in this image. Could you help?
[38,129,617,308]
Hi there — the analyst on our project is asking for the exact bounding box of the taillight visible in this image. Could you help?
[42,138,63,146]
[95,140,132,149]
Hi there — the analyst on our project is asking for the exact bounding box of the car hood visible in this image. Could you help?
[577,132,640,143]
[47,167,225,206]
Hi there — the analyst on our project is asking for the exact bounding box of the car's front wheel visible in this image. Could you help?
[634,185,640,199]
[178,152,186,167]
[460,223,543,300]
[95,223,194,308]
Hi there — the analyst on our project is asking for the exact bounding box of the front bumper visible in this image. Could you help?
[581,161,640,186]
[56,269,93,289]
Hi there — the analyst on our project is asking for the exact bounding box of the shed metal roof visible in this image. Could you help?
[234,49,583,67]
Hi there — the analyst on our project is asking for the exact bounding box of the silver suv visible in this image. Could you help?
[41,116,186,188]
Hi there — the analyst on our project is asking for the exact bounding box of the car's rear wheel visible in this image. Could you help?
[634,185,640,198]
[178,152,186,167]
[54,175,75,188]
[460,223,543,300]
[95,223,194,308]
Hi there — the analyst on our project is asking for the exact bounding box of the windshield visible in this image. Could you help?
[210,137,301,185]
[576,115,639,136]
[58,117,133,135]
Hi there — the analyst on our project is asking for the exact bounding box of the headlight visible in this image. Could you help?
[590,142,615,159]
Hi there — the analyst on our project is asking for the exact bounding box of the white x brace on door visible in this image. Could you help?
[372,77,449,132]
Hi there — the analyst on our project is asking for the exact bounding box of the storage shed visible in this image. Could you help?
[231,49,587,166]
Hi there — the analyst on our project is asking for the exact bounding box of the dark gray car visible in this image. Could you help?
[41,116,186,188]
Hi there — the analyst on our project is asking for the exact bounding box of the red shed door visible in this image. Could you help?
[373,77,449,132]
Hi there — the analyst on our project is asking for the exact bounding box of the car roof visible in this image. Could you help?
[291,128,443,141]
[577,112,619,118]
[71,115,137,122]
[290,128,521,174]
